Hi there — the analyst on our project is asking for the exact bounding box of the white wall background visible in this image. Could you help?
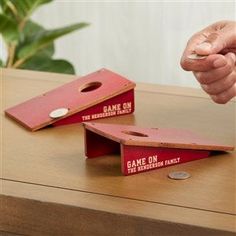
[30,1,235,87]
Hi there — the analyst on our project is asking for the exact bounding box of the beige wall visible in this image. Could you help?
[16,1,236,87]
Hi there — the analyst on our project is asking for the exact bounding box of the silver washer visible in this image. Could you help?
[168,171,191,180]
[49,108,69,119]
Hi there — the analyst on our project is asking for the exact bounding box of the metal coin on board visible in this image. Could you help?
[168,171,191,180]
[188,53,207,60]
[49,108,69,119]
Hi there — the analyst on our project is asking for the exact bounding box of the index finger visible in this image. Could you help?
[180,32,228,72]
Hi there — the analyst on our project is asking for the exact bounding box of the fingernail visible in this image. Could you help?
[188,53,207,60]
[195,42,212,51]
[213,58,227,68]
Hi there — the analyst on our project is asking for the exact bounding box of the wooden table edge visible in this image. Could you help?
[1,179,235,235]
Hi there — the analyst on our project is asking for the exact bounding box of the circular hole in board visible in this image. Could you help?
[79,81,102,93]
[122,130,149,137]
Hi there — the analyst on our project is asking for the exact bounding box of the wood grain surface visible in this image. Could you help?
[1,69,235,236]
[83,122,234,150]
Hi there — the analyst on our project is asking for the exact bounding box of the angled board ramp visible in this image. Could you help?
[83,122,234,175]
[5,69,135,131]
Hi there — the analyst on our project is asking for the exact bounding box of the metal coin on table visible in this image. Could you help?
[188,53,207,60]
[168,171,191,180]
[49,108,69,119]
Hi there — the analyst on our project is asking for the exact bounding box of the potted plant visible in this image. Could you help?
[0,0,89,74]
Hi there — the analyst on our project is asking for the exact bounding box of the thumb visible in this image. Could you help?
[195,32,232,55]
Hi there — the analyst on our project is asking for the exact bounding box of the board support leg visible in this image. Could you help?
[85,129,120,158]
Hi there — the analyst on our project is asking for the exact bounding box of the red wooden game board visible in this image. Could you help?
[5,69,135,131]
[84,122,234,175]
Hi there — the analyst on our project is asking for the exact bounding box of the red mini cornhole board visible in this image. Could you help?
[84,122,234,176]
[5,69,135,131]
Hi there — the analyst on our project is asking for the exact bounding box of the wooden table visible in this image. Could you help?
[0,69,235,236]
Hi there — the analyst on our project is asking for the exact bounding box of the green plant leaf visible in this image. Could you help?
[22,21,55,57]
[0,0,6,11]
[16,20,55,60]
[32,43,54,58]
[0,13,19,42]
[4,0,53,20]
[18,22,89,59]
[21,20,44,40]
[0,0,17,18]
[20,56,75,74]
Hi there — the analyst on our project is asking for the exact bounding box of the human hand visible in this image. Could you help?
[180,21,236,104]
